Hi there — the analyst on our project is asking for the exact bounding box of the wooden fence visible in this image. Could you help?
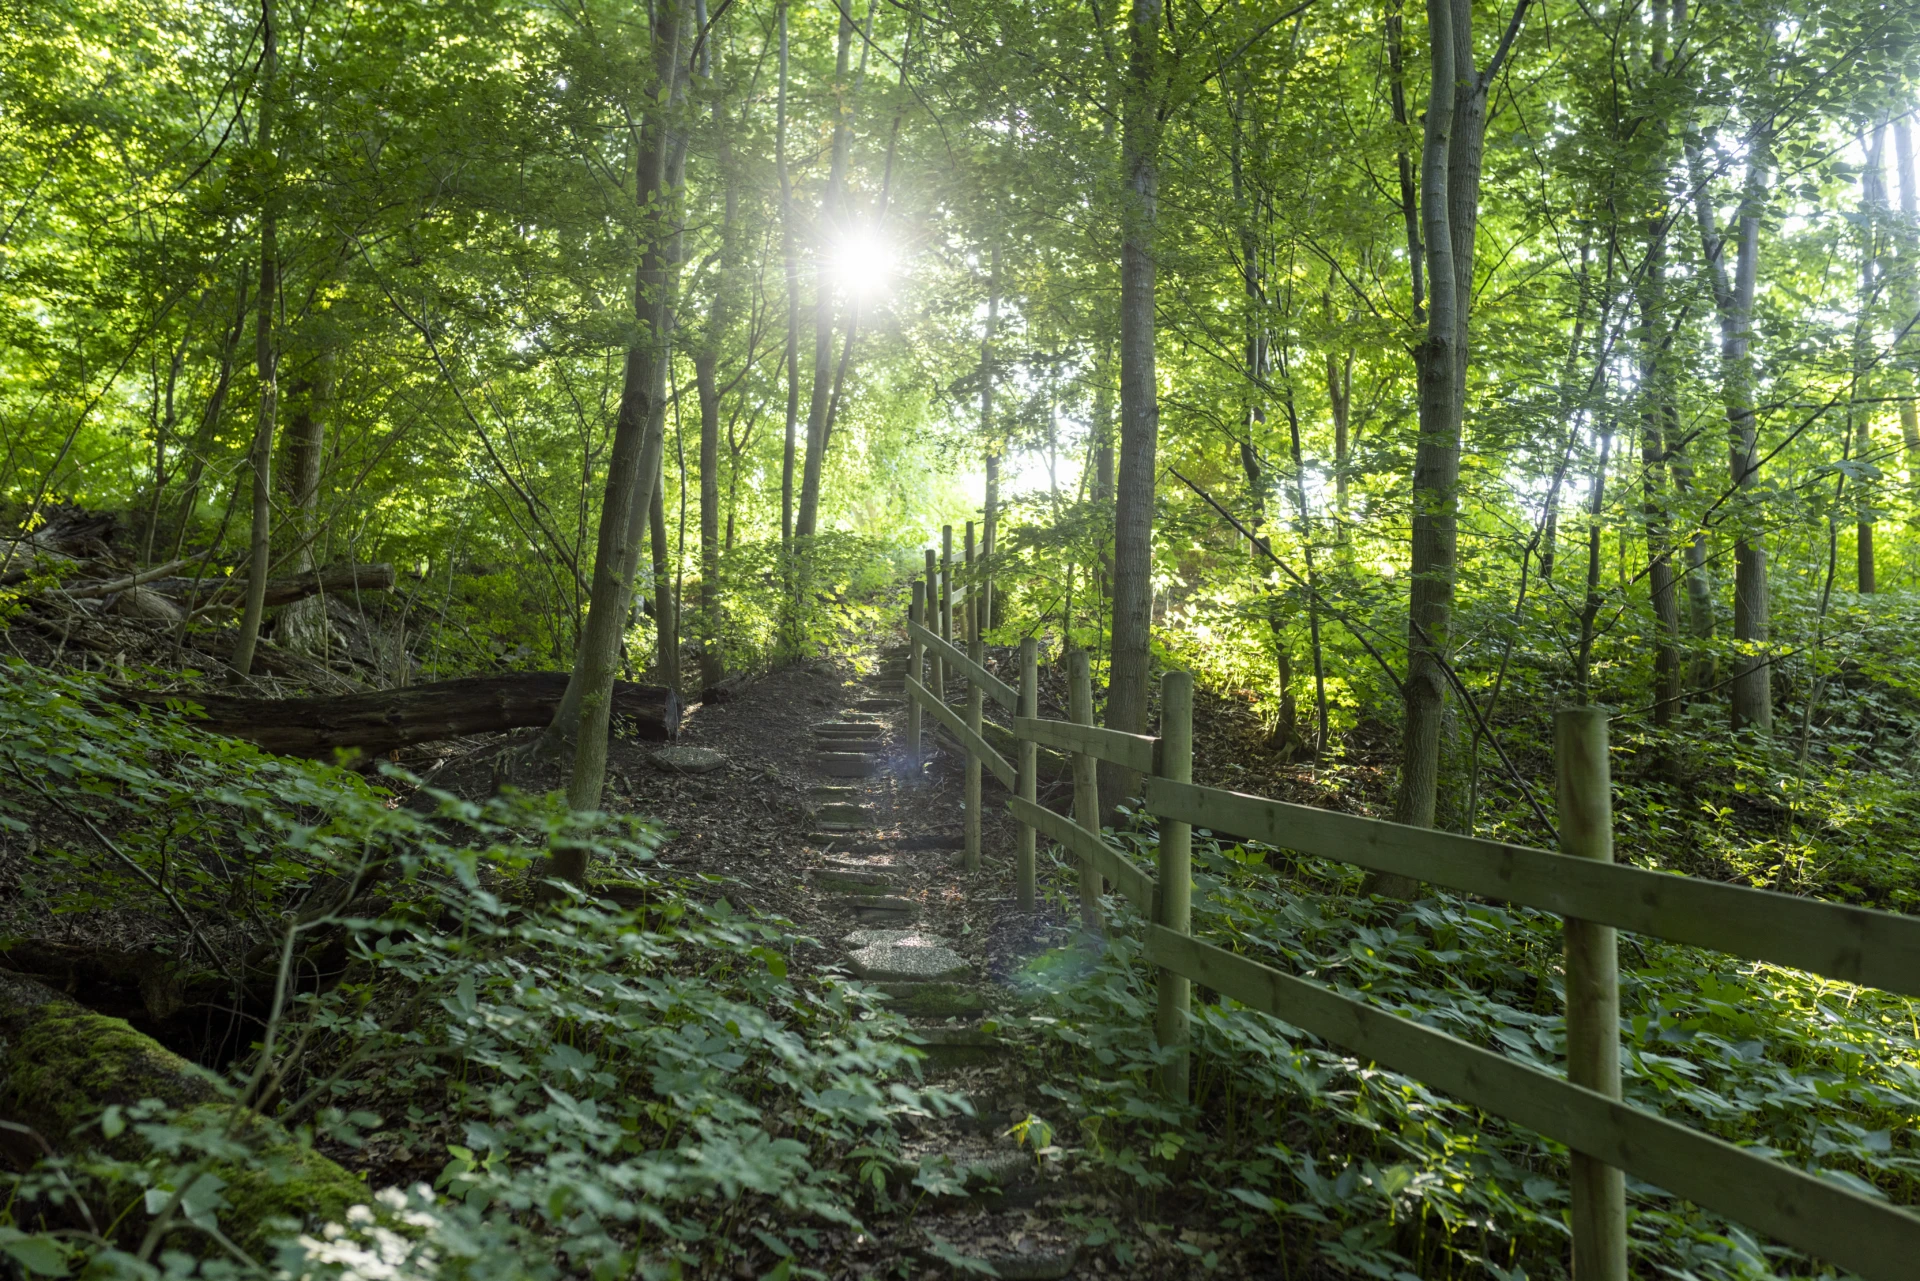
[899,524,1920,1281]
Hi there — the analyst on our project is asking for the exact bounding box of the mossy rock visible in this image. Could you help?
[0,971,366,1253]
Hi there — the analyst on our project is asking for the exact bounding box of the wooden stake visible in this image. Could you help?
[925,548,943,720]
[907,579,925,780]
[1557,705,1628,1281]
[1157,669,1193,1104]
[964,522,982,873]
[1017,636,1038,911]
[1068,649,1103,934]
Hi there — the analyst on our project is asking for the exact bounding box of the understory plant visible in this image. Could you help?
[0,661,956,1280]
[1016,827,1917,1281]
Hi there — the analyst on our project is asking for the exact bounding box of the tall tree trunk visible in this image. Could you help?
[141,344,184,562]
[231,0,279,679]
[1894,119,1920,493]
[1640,230,1682,726]
[694,3,735,687]
[777,1,799,549]
[170,278,251,559]
[1092,339,1115,602]
[540,0,688,845]
[1689,131,1772,734]
[651,473,678,691]
[277,345,335,653]
[980,246,1000,631]
[1394,0,1464,830]
[794,2,856,540]
[1855,119,1887,593]
[1104,0,1163,805]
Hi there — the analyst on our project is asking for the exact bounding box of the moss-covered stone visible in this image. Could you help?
[0,971,366,1253]
[875,981,990,1019]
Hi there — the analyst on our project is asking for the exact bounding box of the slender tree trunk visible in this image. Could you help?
[980,245,1000,631]
[278,346,335,653]
[1104,0,1163,805]
[1640,230,1682,726]
[231,0,278,679]
[777,1,799,549]
[141,345,183,563]
[1893,119,1920,494]
[1393,0,1463,830]
[694,8,735,687]
[1689,132,1772,733]
[794,2,856,540]
[541,0,688,846]
[651,473,678,690]
[1093,339,1115,602]
[1855,119,1887,593]
[171,278,251,559]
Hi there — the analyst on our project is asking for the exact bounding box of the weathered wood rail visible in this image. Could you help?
[899,523,1920,1281]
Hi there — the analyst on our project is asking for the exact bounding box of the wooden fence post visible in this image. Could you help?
[1017,637,1037,911]
[1157,669,1194,1104]
[963,522,982,874]
[924,549,943,714]
[940,525,954,656]
[1556,706,1628,1281]
[907,580,925,780]
[1068,650,1103,934]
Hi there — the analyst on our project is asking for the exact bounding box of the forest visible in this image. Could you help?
[2,0,1920,1275]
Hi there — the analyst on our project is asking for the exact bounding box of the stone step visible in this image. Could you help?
[906,1215,1078,1280]
[854,697,903,712]
[808,868,893,893]
[850,939,969,981]
[813,752,882,778]
[912,1023,1003,1067]
[814,718,882,732]
[874,981,990,1019]
[808,784,861,800]
[810,801,873,826]
[842,894,920,924]
[812,737,885,755]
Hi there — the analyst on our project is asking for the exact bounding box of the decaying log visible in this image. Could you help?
[144,561,396,610]
[0,971,366,1250]
[115,672,682,756]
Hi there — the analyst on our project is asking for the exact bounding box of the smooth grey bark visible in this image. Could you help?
[277,345,335,653]
[1688,129,1772,734]
[1640,231,1682,725]
[541,0,688,845]
[650,473,678,691]
[231,0,278,680]
[1854,119,1888,594]
[693,2,734,687]
[1895,119,1920,490]
[1104,0,1163,807]
[1893,118,1920,490]
[793,1,856,540]
[980,245,1000,632]
[777,1,798,548]
[1393,0,1463,830]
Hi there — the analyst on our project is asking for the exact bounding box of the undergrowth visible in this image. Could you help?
[0,661,957,1280]
[1011,821,1914,1281]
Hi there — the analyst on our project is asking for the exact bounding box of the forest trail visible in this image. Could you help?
[589,639,1090,1278]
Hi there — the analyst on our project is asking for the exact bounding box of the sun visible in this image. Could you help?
[825,228,898,301]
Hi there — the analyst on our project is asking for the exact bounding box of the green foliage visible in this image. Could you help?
[0,662,956,1279]
[1016,828,1916,1279]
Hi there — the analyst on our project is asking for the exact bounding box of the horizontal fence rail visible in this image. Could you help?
[893,545,1920,1281]
[1143,925,1920,1280]
[1010,795,1155,912]
[1013,715,1158,775]
[907,618,1017,712]
[1146,778,1920,999]
[903,674,1014,787]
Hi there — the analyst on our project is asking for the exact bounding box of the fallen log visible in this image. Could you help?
[0,971,366,1252]
[144,560,396,610]
[114,672,682,757]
